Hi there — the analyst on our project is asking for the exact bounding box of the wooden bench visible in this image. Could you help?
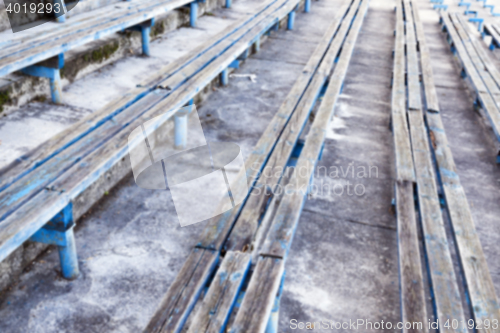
[393,0,500,329]
[483,23,500,49]
[0,0,306,281]
[144,0,369,331]
[0,0,208,104]
[441,12,500,162]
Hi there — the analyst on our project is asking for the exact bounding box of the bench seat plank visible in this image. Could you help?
[145,248,219,333]
[0,0,163,51]
[187,251,251,333]
[403,0,422,111]
[224,0,361,252]
[451,15,500,97]
[396,180,428,332]
[408,108,467,331]
[194,0,353,251]
[229,257,284,333]
[394,3,428,331]
[420,8,500,328]
[456,15,500,95]
[261,0,369,258]
[441,14,500,144]
[412,1,439,113]
[0,0,194,76]
[392,0,415,182]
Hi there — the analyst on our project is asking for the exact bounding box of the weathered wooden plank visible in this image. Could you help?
[0,0,193,76]
[442,14,500,144]
[421,16,500,326]
[260,0,369,258]
[451,15,500,97]
[441,14,488,94]
[484,23,500,49]
[194,0,353,251]
[410,0,439,112]
[223,0,361,253]
[426,112,500,332]
[144,248,219,333]
[155,0,291,92]
[187,251,251,333]
[392,2,415,182]
[229,257,284,333]
[407,109,467,333]
[456,15,500,93]
[0,0,164,52]
[395,180,428,333]
[403,0,422,111]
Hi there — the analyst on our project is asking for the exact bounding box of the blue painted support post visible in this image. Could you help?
[175,109,188,149]
[265,271,285,333]
[190,2,198,28]
[254,37,261,53]
[469,17,484,31]
[22,54,64,104]
[220,68,229,86]
[127,19,154,56]
[226,0,231,8]
[287,10,295,30]
[229,59,240,69]
[30,203,79,279]
[273,20,279,31]
[55,0,67,23]
[305,0,311,12]
[141,27,151,56]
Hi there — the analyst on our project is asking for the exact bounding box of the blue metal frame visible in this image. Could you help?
[190,2,198,28]
[305,0,311,13]
[220,68,229,86]
[287,10,295,30]
[469,17,484,31]
[174,106,190,149]
[127,19,155,56]
[21,54,64,104]
[30,202,79,279]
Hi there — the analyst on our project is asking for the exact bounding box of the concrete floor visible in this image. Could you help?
[1,0,500,332]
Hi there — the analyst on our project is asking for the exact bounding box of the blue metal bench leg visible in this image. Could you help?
[220,68,229,86]
[265,271,285,333]
[175,110,188,149]
[127,19,154,56]
[141,26,151,56]
[29,202,79,279]
[190,2,198,28]
[305,0,311,13]
[287,10,295,30]
[254,37,261,53]
[22,54,64,104]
